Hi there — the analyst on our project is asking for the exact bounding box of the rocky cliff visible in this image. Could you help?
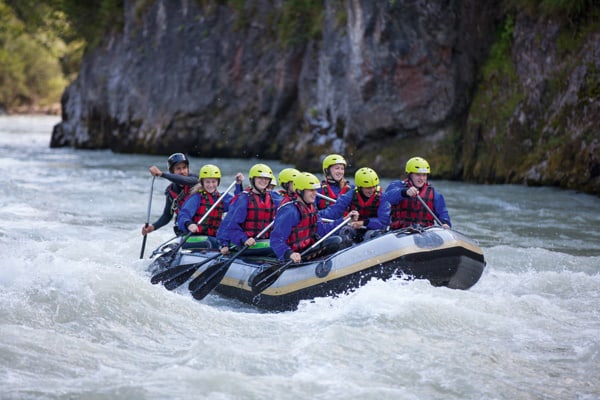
[50,0,600,195]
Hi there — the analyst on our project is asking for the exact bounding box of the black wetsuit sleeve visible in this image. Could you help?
[160,172,199,186]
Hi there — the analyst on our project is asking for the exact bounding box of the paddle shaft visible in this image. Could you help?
[416,194,443,226]
[316,192,336,203]
[161,252,223,290]
[140,176,156,259]
[195,219,275,277]
[192,180,237,229]
[251,215,353,294]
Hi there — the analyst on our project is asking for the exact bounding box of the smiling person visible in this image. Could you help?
[216,163,281,256]
[176,164,239,249]
[317,154,353,209]
[379,157,451,230]
[270,172,358,262]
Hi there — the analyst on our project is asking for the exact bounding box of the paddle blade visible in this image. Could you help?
[192,266,229,300]
[140,234,148,259]
[250,263,289,296]
[189,262,231,301]
[163,267,200,291]
[150,262,197,285]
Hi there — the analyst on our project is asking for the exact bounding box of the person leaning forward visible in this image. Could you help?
[270,172,358,263]
[318,167,387,242]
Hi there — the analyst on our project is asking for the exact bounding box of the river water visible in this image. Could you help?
[1,115,599,400]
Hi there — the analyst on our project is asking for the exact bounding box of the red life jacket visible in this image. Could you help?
[286,201,318,252]
[350,187,382,220]
[317,181,351,209]
[277,190,296,207]
[191,191,223,236]
[240,190,275,238]
[390,180,435,229]
[168,183,192,215]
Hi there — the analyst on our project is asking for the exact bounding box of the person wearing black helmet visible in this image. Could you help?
[141,153,193,236]
[144,154,245,237]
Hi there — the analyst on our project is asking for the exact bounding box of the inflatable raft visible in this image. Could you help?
[148,226,485,311]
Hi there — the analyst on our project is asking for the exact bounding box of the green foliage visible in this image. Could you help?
[0,0,123,110]
[277,0,324,46]
[503,0,596,24]
[481,15,515,81]
[0,2,67,109]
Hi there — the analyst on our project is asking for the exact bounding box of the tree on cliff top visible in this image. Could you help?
[0,0,122,112]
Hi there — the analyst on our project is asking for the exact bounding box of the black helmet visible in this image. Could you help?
[167,153,189,172]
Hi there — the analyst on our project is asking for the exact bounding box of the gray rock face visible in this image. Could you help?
[50,0,599,195]
[52,0,498,167]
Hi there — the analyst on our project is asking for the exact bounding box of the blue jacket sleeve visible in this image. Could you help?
[222,192,234,212]
[270,204,300,260]
[318,190,353,220]
[216,194,249,247]
[160,172,199,187]
[434,191,452,227]
[375,189,406,228]
[176,193,200,233]
[270,190,283,208]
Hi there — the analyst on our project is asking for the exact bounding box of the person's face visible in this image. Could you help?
[328,164,345,181]
[410,173,428,188]
[360,186,377,197]
[254,176,271,191]
[302,189,317,204]
[173,162,189,176]
[202,178,219,193]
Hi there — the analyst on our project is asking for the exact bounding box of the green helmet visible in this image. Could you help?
[199,164,222,180]
[278,168,301,185]
[294,172,321,191]
[248,163,274,180]
[354,167,380,188]
[405,157,430,174]
[322,154,347,175]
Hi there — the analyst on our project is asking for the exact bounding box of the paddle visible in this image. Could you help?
[250,215,353,296]
[188,220,275,300]
[415,194,443,226]
[150,180,237,278]
[149,234,178,258]
[140,176,156,259]
[161,252,223,290]
[151,251,220,284]
[316,192,337,203]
